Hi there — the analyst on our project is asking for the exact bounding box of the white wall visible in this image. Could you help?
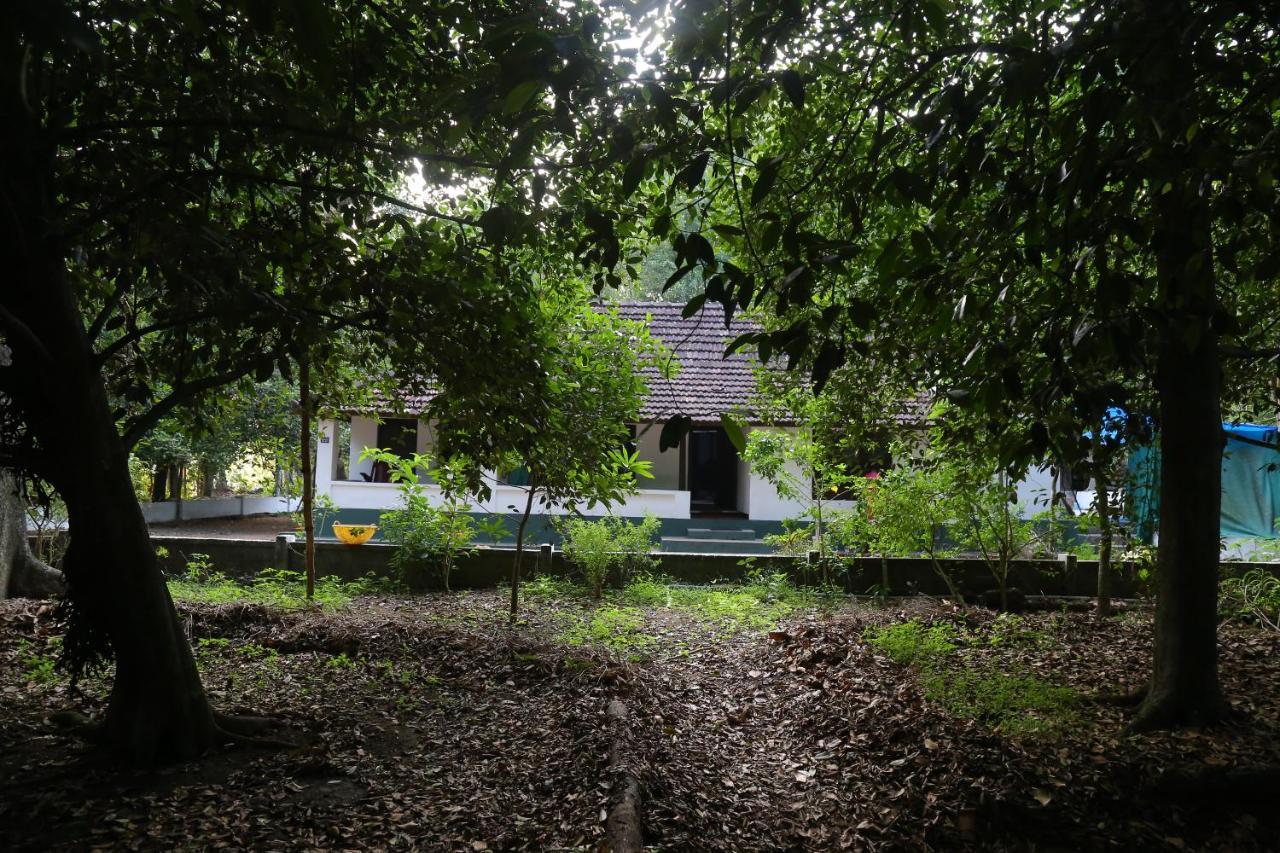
[348,416,378,480]
[1015,464,1058,516]
[316,419,339,490]
[739,426,810,522]
[635,423,681,490]
[736,456,751,515]
[326,478,690,518]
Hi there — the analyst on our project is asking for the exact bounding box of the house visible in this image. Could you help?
[313,301,915,552]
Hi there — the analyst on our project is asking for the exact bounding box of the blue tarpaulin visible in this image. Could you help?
[1127,423,1280,542]
[1220,423,1280,538]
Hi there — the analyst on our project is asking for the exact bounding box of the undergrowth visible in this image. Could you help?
[168,554,393,610]
[558,606,655,656]
[530,570,838,634]
[865,619,1077,734]
[623,571,837,631]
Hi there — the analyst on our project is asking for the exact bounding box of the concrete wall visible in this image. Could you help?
[636,424,681,490]
[155,533,1280,597]
[141,495,291,524]
[347,416,378,480]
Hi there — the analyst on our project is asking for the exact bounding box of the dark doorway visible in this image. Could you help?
[686,427,740,513]
[377,418,418,458]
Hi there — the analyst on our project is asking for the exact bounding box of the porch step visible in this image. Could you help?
[660,536,774,555]
[686,528,757,540]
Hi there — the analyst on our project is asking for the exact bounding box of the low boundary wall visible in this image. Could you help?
[141,495,292,524]
[149,533,1280,597]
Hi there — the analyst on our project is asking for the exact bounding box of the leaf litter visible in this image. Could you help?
[0,592,1278,851]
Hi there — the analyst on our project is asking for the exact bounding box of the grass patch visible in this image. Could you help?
[621,572,833,632]
[921,667,1078,735]
[16,638,59,684]
[558,606,655,655]
[866,619,1077,734]
[168,554,392,610]
[524,575,581,599]
[865,620,958,664]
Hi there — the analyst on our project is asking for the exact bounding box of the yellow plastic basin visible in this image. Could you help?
[332,523,377,545]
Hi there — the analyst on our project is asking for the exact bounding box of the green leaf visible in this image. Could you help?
[681,293,708,318]
[622,155,646,196]
[720,412,747,452]
[660,414,692,452]
[752,156,782,206]
[677,151,710,191]
[504,80,543,114]
[779,69,804,109]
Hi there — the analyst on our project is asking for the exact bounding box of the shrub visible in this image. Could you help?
[561,514,660,598]
[1220,568,1280,632]
[365,450,475,590]
[168,554,389,609]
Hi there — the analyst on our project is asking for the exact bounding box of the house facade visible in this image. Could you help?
[314,302,869,552]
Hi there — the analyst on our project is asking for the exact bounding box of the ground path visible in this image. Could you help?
[2,589,1278,850]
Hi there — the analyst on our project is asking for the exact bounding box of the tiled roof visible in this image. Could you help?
[614,301,761,423]
[353,300,931,427]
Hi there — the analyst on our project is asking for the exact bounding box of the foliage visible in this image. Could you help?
[859,452,964,600]
[523,574,581,600]
[437,292,670,620]
[167,554,388,610]
[741,390,856,566]
[23,494,68,568]
[920,667,1079,736]
[16,638,60,684]
[952,471,1037,610]
[622,570,833,632]
[867,620,1076,734]
[474,515,510,546]
[363,449,475,591]
[864,621,958,666]
[560,513,660,598]
[558,606,654,656]
[1220,570,1280,633]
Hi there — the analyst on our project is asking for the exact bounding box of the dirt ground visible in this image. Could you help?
[1,591,1278,851]
[149,512,298,540]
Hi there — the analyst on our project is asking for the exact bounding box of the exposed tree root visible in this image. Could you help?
[1093,684,1148,707]
[1126,689,1232,734]
[213,711,300,750]
[605,698,643,853]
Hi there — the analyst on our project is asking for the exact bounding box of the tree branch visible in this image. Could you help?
[95,312,219,365]
[190,169,475,225]
[120,366,255,450]
[59,118,499,171]
[86,279,133,342]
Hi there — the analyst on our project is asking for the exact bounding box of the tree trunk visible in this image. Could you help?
[299,357,315,600]
[509,485,537,624]
[1095,467,1113,618]
[0,470,64,599]
[1,70,221,761]
[150,466,168,502]
[1130,177,1228,730]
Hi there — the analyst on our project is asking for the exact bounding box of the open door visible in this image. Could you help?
[686,427,740,514]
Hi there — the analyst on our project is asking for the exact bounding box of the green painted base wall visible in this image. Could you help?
[326,507,787,547]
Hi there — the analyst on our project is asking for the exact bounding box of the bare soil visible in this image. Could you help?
[1,592,1278,851]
